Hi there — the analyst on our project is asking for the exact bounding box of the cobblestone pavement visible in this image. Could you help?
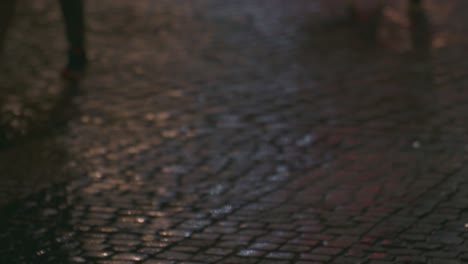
[2,0,468,263]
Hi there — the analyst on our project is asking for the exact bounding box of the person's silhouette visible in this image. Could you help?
[59,0,87,80]
[0,1,16,54]
[0,0,87,80]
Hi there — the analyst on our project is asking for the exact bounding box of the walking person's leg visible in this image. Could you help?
[408,0,431,52]
[59,0,87,79]
[0,0,16,55]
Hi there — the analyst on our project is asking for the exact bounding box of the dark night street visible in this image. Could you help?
[1,0,468,263]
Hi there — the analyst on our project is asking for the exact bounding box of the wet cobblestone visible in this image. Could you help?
[2,0,468,263]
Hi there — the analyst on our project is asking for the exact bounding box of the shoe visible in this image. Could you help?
[61,48,87,81]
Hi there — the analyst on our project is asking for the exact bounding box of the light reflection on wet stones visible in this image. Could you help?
[1,0,468,263]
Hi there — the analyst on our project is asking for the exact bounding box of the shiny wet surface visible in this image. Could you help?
[1,0,468,263]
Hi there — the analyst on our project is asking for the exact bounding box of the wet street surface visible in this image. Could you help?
[2,0,468,263]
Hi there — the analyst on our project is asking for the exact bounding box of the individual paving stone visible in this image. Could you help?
[222,256,259,264]
[249,242,280,251]
[413,242,442,250]
[299,254,331,262]
[367,261,394,264]
[368,252,390,260]
[429,232,464,245]
[237,249,266,257]
[138,247,163,254]
[425,250,460,259]
[108,239,141,247]
[155,251,193,261]
[325,236,359,248]
[111,253,148,261]
[399,234,427,242]
[387,248,422,256]
[113,246,138,253]
[142,260,176,264]
[430,259,461,264]
[221,234,253,243]
[189,253,224,263]
[97,261,136,264]
[270,230,298,238]
[265,251,295,260]
[288,237,320,247]
[170,246,200,253]
[279,244,310,253]
[257,260,291,264]
[205,247,234,256]
[395,255,427,263]
[255,235,288,244]
[311,247,343,256]
[238,229,266,237]
[191,233,220,241]
[333,256,366,264]
[204,226,238,234]
[177,239,214,248]
[217,240,250,248]
[83,251,114,259]
[181,261,212,264]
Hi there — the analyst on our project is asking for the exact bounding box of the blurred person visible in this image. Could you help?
[0,0,87,80]
[321,0,423,42]
[320,0,383,21]
[0,0,16,53]
[408,0,430,51]
[320,0,384,42]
